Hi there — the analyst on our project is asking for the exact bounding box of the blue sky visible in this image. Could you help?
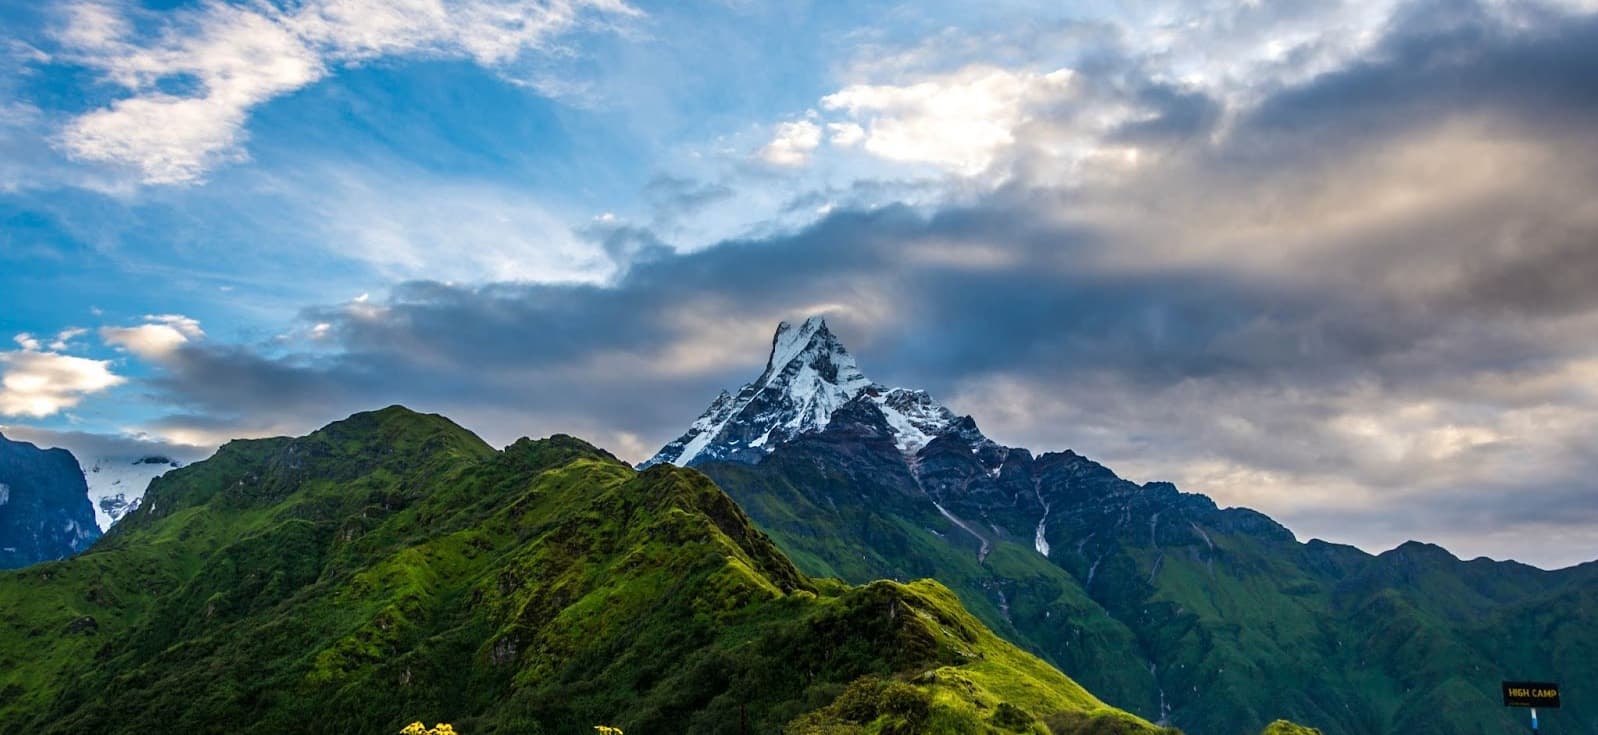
[4,0,1598,567]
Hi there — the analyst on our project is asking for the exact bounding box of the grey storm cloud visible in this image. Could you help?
[1108,84,1223,144]
[1244,1,1598,139]
[0,425,210,465]
[121,0,1598,567]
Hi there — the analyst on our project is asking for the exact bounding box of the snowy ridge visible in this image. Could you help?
[867,387,961,455]
[644,317,872,467]
[666,391,737,469]
[645,316,1002,470]
[84,455,181,531]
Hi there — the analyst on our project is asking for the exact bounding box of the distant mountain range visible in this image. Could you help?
[0,406,1237,734]
[0,432,100,569]
[0,432,183,569]
[650,317,1597,735]
[82,453,183,530]
[0,317,1586,734]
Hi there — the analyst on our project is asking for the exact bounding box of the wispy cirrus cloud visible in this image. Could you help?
[304,168,619,284]
[50,0,640,184]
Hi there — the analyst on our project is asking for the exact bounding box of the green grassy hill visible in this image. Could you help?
[0,406,1190,735]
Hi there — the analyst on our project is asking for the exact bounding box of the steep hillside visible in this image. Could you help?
[0,432,99,569]
[0,406,1174,735]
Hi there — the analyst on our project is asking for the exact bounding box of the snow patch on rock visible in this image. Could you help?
[84,455,181,531]
[868,388,960,455]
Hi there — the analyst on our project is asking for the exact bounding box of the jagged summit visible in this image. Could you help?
[644,317,869,467]
[644,317,992,468]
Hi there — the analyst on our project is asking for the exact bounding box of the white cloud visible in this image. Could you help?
[312,172,616,283]
[53,0,639,184]
[55,1,127,52]
[101,314,205,360]
[818,65,1077,175]
[286,0,640,65]
[756,119,822,167]
[49,328,88,351]
[13,333,41,351]
[827,121,865,147]
[0,101,94,193]
[57,2,324,184]
[0,345,125,418]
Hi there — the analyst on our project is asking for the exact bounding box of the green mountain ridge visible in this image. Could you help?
[690,397,1596,735]
[0,406,1211,734]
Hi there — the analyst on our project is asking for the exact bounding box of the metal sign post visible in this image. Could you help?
[1503,681,1559,732]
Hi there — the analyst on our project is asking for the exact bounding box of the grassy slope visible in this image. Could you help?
[701,452,1596,735]
[704,459,1159,716]
[0,407,1168,735]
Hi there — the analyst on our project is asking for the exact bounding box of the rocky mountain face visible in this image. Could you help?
[654,318,1598,735]
[645,316,1004,473]
[643,316,979,467]
[0,432,100,569]
[0,406,1195,735]
[646,317,872,467]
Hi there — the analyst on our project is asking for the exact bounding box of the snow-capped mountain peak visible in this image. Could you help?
[758,317,872,432]
[766,316,830,373]
[644,317,995,468]
[644,316,873,467]
[84,455,182,531]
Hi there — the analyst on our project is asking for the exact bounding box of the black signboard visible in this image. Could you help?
[1504,681,1561,708]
